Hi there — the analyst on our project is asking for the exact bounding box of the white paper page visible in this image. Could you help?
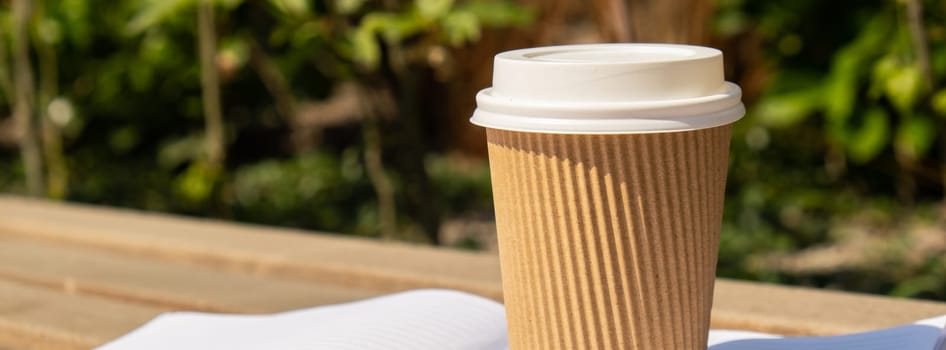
[97,289,509,350]
[99,287,945,350]
[708,315,946,350]
[707,329,780,346]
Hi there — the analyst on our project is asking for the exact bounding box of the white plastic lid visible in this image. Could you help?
[470,43,745,134]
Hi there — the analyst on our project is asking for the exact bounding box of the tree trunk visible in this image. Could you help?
[34,0,68,199]
[590,0,713,44]
[12,0,44,196]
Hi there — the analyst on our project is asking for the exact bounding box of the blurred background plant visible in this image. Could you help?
[0,0,944,300]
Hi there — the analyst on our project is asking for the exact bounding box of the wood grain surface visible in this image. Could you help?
[0,196,943,348]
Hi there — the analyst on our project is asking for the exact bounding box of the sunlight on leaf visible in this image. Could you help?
[441,11,480,46]
[869,55,898,99]
[416,0,454,20]
[351,27,380,69]
[754,87,821,128]
[894,115,935,160]
[884,65,921,113]
[335,0,366,14]
[36,18,63,45]
[126,0,195,35]
[823,51,859,125]
[930,89,946,117]
[824,14,891,124]
[846,108,889,164]
[175,161,220,204]
[360,12,414,44]
[269,0,309,17]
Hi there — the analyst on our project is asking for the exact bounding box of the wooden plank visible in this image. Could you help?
[1,196,945,337]
[0,279,163,350]
[712,278,946,336]
[0,236,379,313]
[0,196,504,300]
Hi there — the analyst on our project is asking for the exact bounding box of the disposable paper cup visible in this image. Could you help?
[471,44,744,350]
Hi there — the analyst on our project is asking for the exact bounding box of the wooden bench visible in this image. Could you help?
[0,196,943,349]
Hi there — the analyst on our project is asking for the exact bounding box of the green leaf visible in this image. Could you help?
[823,51,859,125]
[335,0,367,14]
[823,14,891,124]
[158,134,205,169]
[869,54,897,99]
[930,89,946,117]
[350,27,380,69]
[845,108,890,164]
[59,0,92,47]
[754,87,822,128]
[884,65,921,112]
[126,0,194,35]
[416,0,454,20]
[890,274,942,298]
[139,32,172,62]
[268,0,309,17]
[457,1,534,27]
[35,18,63,45]
[174,161,220,204]
[894,115,935,160]
[362,12,421,44]
[441,11,480,46]
[291,20,329,47]
[109,126,140,154]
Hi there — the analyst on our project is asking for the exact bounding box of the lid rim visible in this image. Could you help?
[471,104,745,134]
[496,43,722,65]
[477,82,742,118]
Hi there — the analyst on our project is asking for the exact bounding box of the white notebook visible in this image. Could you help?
[97,289,946,350]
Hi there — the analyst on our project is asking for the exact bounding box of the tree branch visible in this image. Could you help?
[248,38,297,121]
[905,0,933,90]
[359,84,397,240]
[198,0,226,167]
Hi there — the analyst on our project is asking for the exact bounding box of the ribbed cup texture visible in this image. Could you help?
[486,125,732,350]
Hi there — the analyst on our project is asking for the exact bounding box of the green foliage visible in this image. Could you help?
[894,115,936,159]
[846,107,889,164]
[126,0,195,35]
[231,150,374,233]
[0,0,528,240]
[744,0,943,164]
[416,0,454,20]
[754,86,821,128]
[425,155,493,216]
[339,0,532,69]
[717,0,946,301]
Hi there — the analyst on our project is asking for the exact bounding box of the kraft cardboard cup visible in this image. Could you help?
[471,44,744,350]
